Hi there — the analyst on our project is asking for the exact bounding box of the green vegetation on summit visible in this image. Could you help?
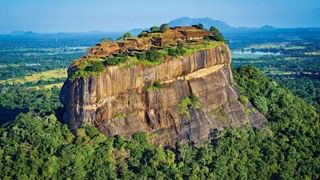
[70,25,225,79]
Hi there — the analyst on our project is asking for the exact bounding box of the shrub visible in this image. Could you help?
[136,50,163,63]
[150,26,160,33]
[167,44,187,57]
[146,82,162,92]
[138,31,148,38]
[132,132,149,146]
[239,95,249,106]
[123,32,132,39]
[113,135,126,149]
[84,61,104,72]
[215,107,228,124]
[179,95,201,119]
[101,38,113,42]
[160,24,170,32]
[104,56,128,66]
[136,52,147,60]
[112,112,126,119]
[71,60,105,79]
[192,23,204,30]
[252,96,268,115]
[145,50,164,63]
[209,26,225,42]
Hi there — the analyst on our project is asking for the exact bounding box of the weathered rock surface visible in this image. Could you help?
[60,44,266,146]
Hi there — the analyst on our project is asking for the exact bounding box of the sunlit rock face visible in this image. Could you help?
[60,44,266,147]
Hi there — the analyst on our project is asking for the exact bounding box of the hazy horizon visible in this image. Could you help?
[0,0,319,34]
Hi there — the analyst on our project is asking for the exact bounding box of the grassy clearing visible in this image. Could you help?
[33,83,64,90]
[184,41,224,55]
[0,69,67,84]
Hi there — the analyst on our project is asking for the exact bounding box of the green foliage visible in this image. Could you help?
[252,96,268,114]
[71,60,105,79]
[209,26,225,42]
[150,26,161,33]
[275,77,320,110]
[0,113,117,179]
[215,107,228,123]
[192,23,204,30]
[0,42,84,80]
[145,50,164,62]
[138,31,148,38]
[104,56,128,66]
[113,135,126,149]
[179,95,201,118]
[1,26,319,179]
[146,82,162,92]
[230,66,320,179]
[84,61,104,72]
[74,41,221,74]
[123,32,132,39]
[0,84,62,124]
[137,50,164,63]
[1,66,319,179]
[239,95,249,106]
[167,44,187,57]
[116,36,123,41]
[112,112,126,119]
[130,50,165,67]
[100,38,113,42]
[160,23,170,32]
[136,52,147,61]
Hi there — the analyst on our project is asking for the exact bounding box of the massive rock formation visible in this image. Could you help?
[60,27,266,146]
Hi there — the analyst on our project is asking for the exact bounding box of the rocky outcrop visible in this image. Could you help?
[60,42,266,146]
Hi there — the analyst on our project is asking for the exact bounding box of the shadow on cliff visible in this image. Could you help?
[55,106,66,124]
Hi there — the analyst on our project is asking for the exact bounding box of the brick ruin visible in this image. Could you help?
[87,26,214,58]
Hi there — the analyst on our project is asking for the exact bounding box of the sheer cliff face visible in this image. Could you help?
[60,44,266,146]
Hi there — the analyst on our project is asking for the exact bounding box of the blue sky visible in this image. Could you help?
[0,0,319,33]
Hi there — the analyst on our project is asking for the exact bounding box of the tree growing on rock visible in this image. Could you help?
[150,26,160,33]
[160,24,170,32]
[192,23,204,30]
[209,26,225,42]
[123,32,132,39]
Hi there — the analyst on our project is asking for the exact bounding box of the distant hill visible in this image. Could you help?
[5,18,320,38]
[168,17,280,33]
[128,17,237,35]
[10,31,39,35]
[10,30,27,35]
[24,31,38,35]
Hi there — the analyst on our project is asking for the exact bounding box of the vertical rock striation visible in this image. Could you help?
[60,44,266,146]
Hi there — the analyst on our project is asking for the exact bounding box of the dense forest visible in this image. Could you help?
[1,66,319,179]
[229,29,320,110]
[0,84,62,124]
[232,56,320,110]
